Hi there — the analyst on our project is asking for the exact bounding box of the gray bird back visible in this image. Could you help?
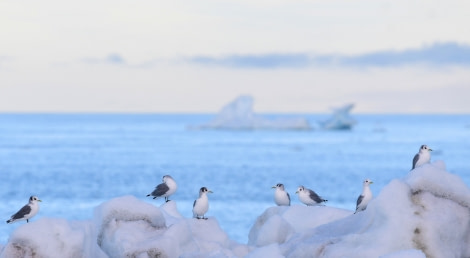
[12,205,32,220]
[152,183,170,197]
[412,153,419,169]
[308,189,326,203]
[356,195,364,207]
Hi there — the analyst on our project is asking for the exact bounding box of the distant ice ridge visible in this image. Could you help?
[320,103,357,130]
[192,95,312,130]
[1,161,470,257]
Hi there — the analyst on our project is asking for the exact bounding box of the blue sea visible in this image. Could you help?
[0,113,469,244]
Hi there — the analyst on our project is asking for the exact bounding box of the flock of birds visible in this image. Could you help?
[5,145,433,224]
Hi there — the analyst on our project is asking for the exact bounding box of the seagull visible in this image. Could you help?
[272,183,290,206]
[193,187,213,220]
[355,179,373,214]
[146,175,177,202]
[412,144,433,170]
[295,185,327,206]
[6,196,42,224]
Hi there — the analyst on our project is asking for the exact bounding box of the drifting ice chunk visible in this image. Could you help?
[193,95,312,130]
[320,103,357,130]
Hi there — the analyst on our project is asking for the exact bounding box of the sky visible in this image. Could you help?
[1,0,470,114]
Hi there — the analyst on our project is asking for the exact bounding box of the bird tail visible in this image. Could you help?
[6,219,13,224]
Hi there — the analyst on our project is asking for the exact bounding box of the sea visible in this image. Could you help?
[0,113,469,244]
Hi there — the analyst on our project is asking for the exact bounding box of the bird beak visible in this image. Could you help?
[295,191,299,194]
[271,186,276,189]
[208,190,213,193]
[370,182,374,184]
[429,148,433,151]
[38,200,42,202]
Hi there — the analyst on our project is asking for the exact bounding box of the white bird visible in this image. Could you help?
[295,185,327,206]
[193,187,213,219]
[355,179,373,214]
[7,196,42,224]
[412,145,433,170]
[272,183,290,206]
[147,175,177,202]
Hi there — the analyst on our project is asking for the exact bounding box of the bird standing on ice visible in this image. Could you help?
[272,183,290,206]
[295,185,327,206]
[193,187,213,219]
[147,175,177,202]
[412,145,433,170]
[355,179,373,214]
[6,196,42,224]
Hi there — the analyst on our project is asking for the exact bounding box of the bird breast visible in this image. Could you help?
[165,180,178,194]
[194,195,209,214]
[299,192,314,204]
[274,190,289,205]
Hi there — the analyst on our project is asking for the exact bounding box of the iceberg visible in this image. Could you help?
[1,161,470,257]
[192,95,312,130]
[320,103,357,130]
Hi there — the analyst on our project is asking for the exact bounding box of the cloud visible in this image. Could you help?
[191,53,311,68]
[188,42,470,69]
[341,42,470,67]
[0,56,13,67]
[81,53,126,65]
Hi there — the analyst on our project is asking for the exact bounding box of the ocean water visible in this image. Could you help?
[0,113,469,244]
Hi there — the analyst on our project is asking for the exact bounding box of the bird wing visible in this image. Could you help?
[193,199,197,208]
[356,195,364,207]
[151,183,170,197]
[412,153,419,169]
[287,192,291,205]
[11,205,32,220]
[308,189,326,203]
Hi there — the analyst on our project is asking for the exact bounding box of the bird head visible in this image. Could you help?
[420,145,433,152]
[200,187,213,194]
[29,196,42,203]
[295,186,305,194]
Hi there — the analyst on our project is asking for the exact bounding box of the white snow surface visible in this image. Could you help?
[2,161,470,257]
[193,95,312,130]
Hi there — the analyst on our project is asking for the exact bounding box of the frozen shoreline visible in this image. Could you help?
[1,161,469,257]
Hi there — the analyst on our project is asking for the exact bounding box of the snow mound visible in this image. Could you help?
[1,161,470,257]
[192,95,312,130]
[248,205,351,247]
[0,218,103,258]
[248,160,470,257]
[1,196,249,258]
[94,195,168,257]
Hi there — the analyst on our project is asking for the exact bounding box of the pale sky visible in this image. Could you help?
[1,0,470,113]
